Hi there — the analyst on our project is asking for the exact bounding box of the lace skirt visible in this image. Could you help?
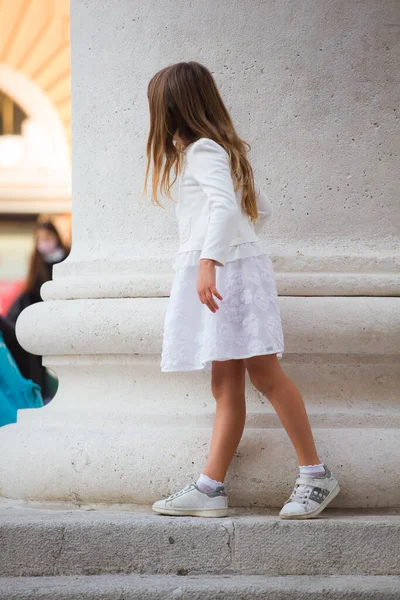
[161,254,284,372]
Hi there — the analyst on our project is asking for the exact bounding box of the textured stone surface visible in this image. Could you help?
[232,514,400,575]
[1,574,400,600]
[2,0,399,509]
[1,424,400,507]
[60,0,399,290]
[0,509,230,577]
[1,507,399,577]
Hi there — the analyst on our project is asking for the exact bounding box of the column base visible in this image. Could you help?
[1,346,399,507]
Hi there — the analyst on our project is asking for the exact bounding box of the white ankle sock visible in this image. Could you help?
[299,463,326,477]
[196,473,224,493]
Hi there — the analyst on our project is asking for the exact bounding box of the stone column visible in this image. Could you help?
[1,0,399,508]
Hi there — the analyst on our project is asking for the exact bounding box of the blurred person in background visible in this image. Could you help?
[6,219,69,403]
[7,220,69,323]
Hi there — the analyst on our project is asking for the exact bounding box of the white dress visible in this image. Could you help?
[160,138,284,372]
[161,247,284,372]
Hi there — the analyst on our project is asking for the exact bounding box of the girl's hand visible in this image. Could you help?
[197,259,223,313]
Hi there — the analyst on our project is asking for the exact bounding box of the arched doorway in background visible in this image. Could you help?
[0,65,71,314]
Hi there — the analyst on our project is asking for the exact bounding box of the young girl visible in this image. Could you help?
[144,61,340,519]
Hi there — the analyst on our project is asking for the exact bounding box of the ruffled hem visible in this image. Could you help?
[161,348,284,372]
[173,241,268,270]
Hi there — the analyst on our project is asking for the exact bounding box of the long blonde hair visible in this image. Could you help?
[143,61,258,221]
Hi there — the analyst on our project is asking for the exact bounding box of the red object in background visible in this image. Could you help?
[0,280,24,315]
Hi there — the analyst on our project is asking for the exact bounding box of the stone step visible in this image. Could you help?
[1,574,400,599]
[1,506,399,578]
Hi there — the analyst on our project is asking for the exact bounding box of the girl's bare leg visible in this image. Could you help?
[202,359,246,482]
[244,354,320,466]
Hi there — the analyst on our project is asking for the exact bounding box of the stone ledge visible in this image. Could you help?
[41,271,400,299]
[2,428,400,508]
[47,251,400,298]
[1,574,399,600]
[1,507,399,578]
[15,296,400,356]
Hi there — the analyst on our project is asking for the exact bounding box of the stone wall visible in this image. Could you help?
[0,0,398,507]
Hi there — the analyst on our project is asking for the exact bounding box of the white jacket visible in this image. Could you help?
[176,138,272,266]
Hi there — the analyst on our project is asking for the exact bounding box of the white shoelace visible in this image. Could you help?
[289,483,312,504]
[168,483,195,500]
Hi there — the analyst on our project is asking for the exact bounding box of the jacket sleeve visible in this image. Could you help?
[254,186,272,233]
[188,139,239,266]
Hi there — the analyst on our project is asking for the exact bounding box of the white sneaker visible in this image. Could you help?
[152,482,229,518]
[279,464,340,519]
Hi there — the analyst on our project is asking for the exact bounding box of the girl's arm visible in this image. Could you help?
[189,139,239,267]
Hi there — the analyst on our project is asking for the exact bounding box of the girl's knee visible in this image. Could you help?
[211,376,245,404]
[248,370,275,397]
[211,380,240,403]
[211,379,224,401]
[211,360,245,401]
[247,361,284,398]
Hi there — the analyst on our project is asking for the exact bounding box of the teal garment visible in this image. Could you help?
[0,332,43,427]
